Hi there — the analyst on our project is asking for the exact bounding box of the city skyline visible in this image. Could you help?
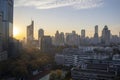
[13,0,120,40]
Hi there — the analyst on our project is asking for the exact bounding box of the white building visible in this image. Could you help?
[55,48,111,66]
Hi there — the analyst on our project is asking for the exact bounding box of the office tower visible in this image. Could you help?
[93,25,99,45]
[38,29,44,39]
[55,30,60,46]
[65,31,79,46]
[94,25,98,38]
[0,0,14,50]
[59,32,65,46]
[38,29,44,49]
[27,20,34,45]
[101,25,111,45]
[81,29,85,38]
[40,36,52,52]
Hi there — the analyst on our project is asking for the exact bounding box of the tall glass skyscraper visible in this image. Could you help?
[0,0,14,50]
[27,20,34,45]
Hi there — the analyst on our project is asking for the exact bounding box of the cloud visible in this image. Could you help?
[14,0,104,10]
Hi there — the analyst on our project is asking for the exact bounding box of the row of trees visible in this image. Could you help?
[0,47,54,79]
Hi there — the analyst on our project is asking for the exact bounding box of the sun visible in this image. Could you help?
[13,26,19,37]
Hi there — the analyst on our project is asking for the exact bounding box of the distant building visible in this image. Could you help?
[110,35,119,44]
[33,40,39,48]
[93,25,99,45]
[81,29,85,38]
[40,36,52,52]
[59,32,65,46]
[27,20,34,46]
[55,30,60,46]
[54,31,65,46]
[101,25,111,45]
[38,29,44,48]
[65,31,80,46]
[71,60,120,80]
[38,29,44,39]
[55,48,111,66]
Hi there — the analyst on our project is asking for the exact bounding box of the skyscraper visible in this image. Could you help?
[38,29,44,49]
[59,32,65,46]
[93,25,99,45]
[55,30,60,46]
[40,36,52,52]
[81,29,85,38]
[101,25,111,45]
[0,0,14,50]
[94,25,98,38]
[27,20,34,45]
[38,29,44,39]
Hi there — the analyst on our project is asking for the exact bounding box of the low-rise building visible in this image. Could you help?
[55,48,111,66]
[71,60,120,80]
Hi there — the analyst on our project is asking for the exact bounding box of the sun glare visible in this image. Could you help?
[13,26,19,37]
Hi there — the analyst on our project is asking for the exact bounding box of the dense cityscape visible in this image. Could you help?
[0,0,120,80]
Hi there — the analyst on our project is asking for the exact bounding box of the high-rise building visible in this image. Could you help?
[40,36,52,52]
[101,25,111,45]
[0,0,14,60]
[55,30,60,46]
[93,25,99,45]
[38,29,44,49]
[94,25,98,38]
[38,29,44,39]
[27,20,34,45]
[65,31,80,46]
[0,0,14,50]
[81,29,85,38]
[59,32,65,46]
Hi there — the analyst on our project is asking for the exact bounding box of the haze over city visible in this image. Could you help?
[13,0,120,40]
[1,0,120,80]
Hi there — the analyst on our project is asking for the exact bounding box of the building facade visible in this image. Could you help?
[38,29,44,39]
[40,36,52,52]
[93,25,99,45]
[101,25,111,45]
[81,29,85,38]
[0,0,14,51]
[27,20,34,46]
[71,60,120,80]
[38,29,44,49]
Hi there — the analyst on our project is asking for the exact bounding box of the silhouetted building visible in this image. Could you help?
[81,29,85,38]
[38,29,44,39]
[38,29,44,48]
[93,25,99,45]
[65,31,80,46]
[55,30,60,46]
[80,29,86,46]
[59,32,65,46]
[101,25,111,45]
[27,20,34,46]
[71,60,120,80]
[40,36,52,52]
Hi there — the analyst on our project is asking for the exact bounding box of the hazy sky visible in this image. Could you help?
[14,0,120,40]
